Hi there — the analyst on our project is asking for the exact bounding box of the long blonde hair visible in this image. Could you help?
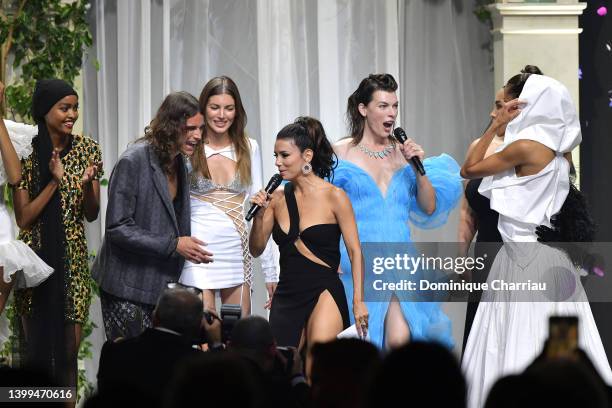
[191,76,252,186]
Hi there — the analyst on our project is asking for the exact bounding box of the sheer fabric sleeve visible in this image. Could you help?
[408,153,463,229]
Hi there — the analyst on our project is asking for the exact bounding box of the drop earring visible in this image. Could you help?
[302,162,312,175]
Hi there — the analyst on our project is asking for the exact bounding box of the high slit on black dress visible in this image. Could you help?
[269,182,350,347]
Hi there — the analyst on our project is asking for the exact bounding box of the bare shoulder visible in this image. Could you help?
[333,137,354,159]
[507,139,544,154]
[325,183,350,206]
[465,138,481,157]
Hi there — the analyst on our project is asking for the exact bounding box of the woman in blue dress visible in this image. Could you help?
[333,73,462,349]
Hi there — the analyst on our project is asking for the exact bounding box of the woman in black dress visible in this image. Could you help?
[249,116,368,365]
[458,86,506,352]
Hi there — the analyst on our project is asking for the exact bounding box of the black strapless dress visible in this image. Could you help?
[269,182,350,347]
[462,178,503,352]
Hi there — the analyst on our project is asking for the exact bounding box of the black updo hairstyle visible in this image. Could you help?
[346,73,398,144]
[276,116,337,181]
[505,65,544,100]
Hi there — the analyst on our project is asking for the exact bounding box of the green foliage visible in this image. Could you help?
[1,0,93,121]
[474,0,495,27]
[77,285,97,402]
[75,251,101,402]
[0,298,17,362]
[2,184,12,211]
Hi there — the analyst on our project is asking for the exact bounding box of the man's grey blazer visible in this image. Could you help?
[92,142,191,305]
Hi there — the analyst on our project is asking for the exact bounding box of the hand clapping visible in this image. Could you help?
[49,149,65,183]
[82,161,103,185]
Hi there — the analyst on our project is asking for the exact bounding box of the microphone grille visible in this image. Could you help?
[393,127,407,143]
[266,173,283,192]
[271,173,283,185]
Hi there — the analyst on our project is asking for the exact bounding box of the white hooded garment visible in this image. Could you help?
[479,74,581,242]
[463,75,612,408]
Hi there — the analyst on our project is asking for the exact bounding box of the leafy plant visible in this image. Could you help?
[74,250,101,403]
[76,277,99,402]
[0,0,93,120]
[2,183,12,211]
[474,0,495,27]
[0,296,18,363]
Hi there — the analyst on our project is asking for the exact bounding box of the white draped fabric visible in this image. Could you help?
[81,0,492,379]
[84,0,491,200]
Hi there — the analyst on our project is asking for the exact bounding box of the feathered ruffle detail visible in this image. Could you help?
[408,153,463,229]
[0,120,38,185]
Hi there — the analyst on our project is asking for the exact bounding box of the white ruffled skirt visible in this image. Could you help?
[0,202,53,289]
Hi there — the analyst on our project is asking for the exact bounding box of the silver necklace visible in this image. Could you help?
[357,139,396,159]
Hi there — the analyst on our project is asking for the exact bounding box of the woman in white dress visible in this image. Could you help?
[180,76,277,315]
[460,74,612,407]
[0,81,53,326]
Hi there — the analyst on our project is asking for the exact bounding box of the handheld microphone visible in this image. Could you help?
[245,174,283,221]
[393,127,426,176]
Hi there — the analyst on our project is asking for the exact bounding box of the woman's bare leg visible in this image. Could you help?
[305,290,343,379]
[220,284,251,316]
[202,289,216,311]
[384,295,411,349]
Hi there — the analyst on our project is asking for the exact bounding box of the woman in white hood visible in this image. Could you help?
[460,73,612,408]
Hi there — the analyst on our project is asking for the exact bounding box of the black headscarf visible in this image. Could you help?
[31,79,77,189]
[25,79,78,386]
[32,79,77,121]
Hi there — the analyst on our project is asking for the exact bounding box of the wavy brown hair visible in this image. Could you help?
[140,92,201,175]
[191,76,252,186]
[346,73,398,145]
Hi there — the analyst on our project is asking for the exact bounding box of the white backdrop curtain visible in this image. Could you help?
[82,0,492,381]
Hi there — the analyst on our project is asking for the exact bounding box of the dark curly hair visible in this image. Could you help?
[141,92,201,175]
[346,73,398,144]
[276,116,337,180]
[554,182,597,242]
[505,65,544,100]
[537,180,599,272]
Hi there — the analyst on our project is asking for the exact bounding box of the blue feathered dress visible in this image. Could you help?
[333,154,462,349]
